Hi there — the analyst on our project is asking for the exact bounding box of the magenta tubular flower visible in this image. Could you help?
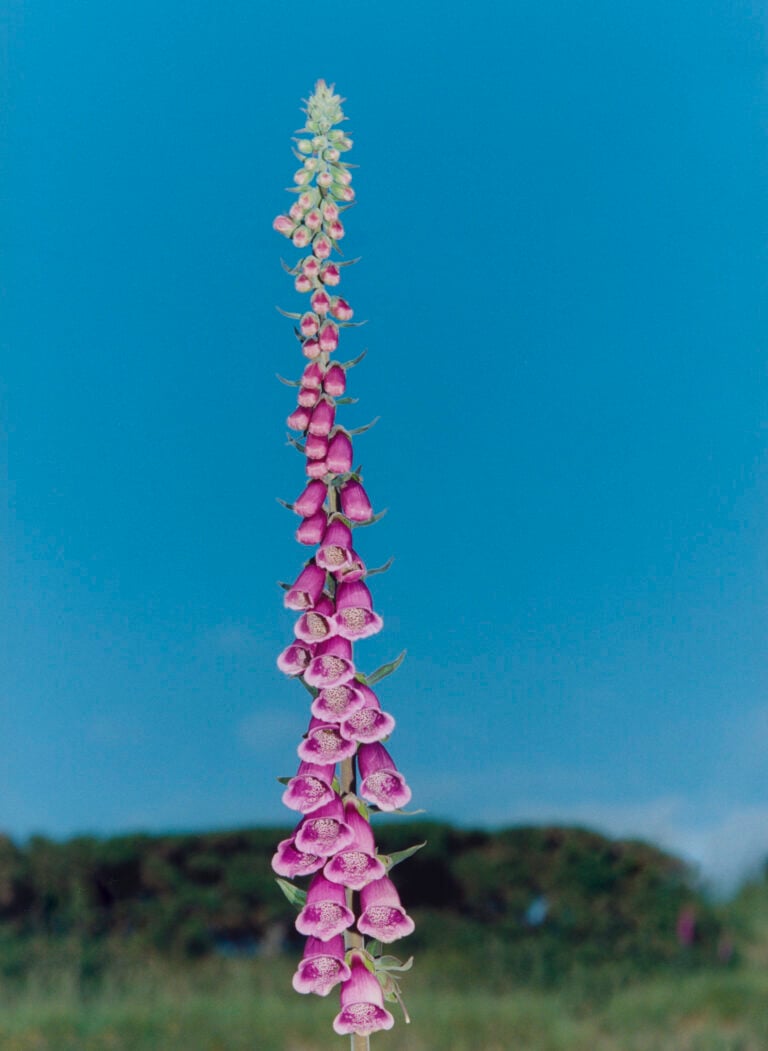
[295,796,355,857]
[281,761,337,814]
[358,742,412,811]
[292,935,351,996]
[296,873,355,941]
[339,683,396,743]
[298,717,358,764]
[276,641,312,677]
[308,399,335,437]
[305,432,329,461]
[298,386,320,408]
[324,803,386,890]
[318,322,339,353]
[305,458,328,480]
[284,563,326,610]
[333,953,394,1037]
[326,430,353,474]
[301,336,320,359]
[322,363,346,396]
[300,312,320,338]
[302,361,324,389]
[339,479,373,522]
[311,680,365,722]
[295,509,327,546]
[333,580,383,640]
[357,876,415,943]
[316,518,355,572]
[293,480,326,517]
[303,636,356,689]
[286,404,311,432]
[271,836,325,879]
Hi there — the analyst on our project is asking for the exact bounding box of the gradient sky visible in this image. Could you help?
[2,0,767,889]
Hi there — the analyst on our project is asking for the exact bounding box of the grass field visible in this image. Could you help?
[0,952,767,1051]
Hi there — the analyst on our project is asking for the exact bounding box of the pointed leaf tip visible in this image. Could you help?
[275,878,308,910]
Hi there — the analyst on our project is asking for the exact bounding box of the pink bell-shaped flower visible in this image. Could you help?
[294,796,355,857]
[322,363,346,397]
[339,683,395,743]
[276,641,313,677]
[271,836,325,879]
[281,761,336,814]
[284,563,325,611]
[357,875,415,943]
[295,873,355,941]
[311,681,366,723]
[298,716,358,764]
[323,803,386,890]
[358,742,412,811]
[332,580,383,640]
[292,934,351,996]
[295,509,327,546]
[332,952,394,1036]
[304,636,356,689]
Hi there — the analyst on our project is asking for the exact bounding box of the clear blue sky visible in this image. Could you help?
[2,0,766,888]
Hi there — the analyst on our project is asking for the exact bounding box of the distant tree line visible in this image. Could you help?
[0,823,723,980]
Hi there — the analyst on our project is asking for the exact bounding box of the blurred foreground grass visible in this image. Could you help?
[0,950,767,1051]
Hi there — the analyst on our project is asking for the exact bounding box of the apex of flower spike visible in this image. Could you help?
[304,80,346,133]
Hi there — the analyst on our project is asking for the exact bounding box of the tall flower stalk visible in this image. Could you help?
[271,81,419,1048]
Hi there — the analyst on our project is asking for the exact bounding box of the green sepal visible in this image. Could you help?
[366,650,406,685]
[341,349,367,369]
[286,436,306,453]
[352,509,388,528]
[366,556,394,576]
[365,939,382,957]
[276,373,301,387]
[384,841,426,871]
[275,879,307,910]
[276,498,293,510]
[276,776,291,785]
[275,306,302,320]
[377,955,414,973]
[335,397,359,405]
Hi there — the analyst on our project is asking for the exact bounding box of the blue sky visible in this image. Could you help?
[2,0,767,888]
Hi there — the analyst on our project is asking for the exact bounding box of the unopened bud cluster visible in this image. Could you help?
[272,81,414,1040]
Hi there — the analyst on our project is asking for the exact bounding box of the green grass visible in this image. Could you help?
[0,953,766,1051]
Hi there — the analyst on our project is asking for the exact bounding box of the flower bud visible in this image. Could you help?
[339,479,372,521]
[295,273,313,294]
[326,430,353,473]
[320,263,340,286]
[318,322,339,353]
[300,312,320,337]
[293,479,326,517]
[328,219,345,241]
[302,361,324,390]
[296,509,327,545]
[292,226,311,248]
[296,139,313,154]
[310,290,331,315]
[317,170,333,188]
[272,214,295,236]
[306,458,328,479]
[302,256,321,278]
[302,337,320,359]
[311,136,326,151]
[313,235,332,260]
[305,432,329,460]
[323,147,340,163]
[308,398,335,437]
[303,157,319,172]
[293,168,312,186]
[305,209,322,231]
[322,363,346,396]
[297,189,318,210]
[321,201,339,221]
[298,385,320,408]
[287,405,311,431]
[289,202,305,221]
[331,297,353,321]
[332,168,353,186]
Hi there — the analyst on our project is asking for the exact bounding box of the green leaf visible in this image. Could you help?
[276,776,291,785]
[366,650,406,685]
[276,373,300,387]
[275,879,307,910]
[384,841,426,871]
[335,397,359,405]
[275,306,302,320]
